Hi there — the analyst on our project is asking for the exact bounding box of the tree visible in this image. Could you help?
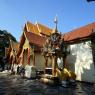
[0,29,17,56]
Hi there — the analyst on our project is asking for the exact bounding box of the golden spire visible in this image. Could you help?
[54,15,58,30]
[52,15,58,33]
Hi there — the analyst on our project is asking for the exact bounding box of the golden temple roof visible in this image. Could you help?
[36,23,52,36]
[26,21,40,35]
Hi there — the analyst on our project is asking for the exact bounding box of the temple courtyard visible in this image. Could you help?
[0,72,95,95]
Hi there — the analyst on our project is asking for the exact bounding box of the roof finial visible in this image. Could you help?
[35,20,38,25]
[54,15,58,30]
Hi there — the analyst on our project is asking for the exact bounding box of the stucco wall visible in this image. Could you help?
[47,57,52,68]
[67,41,95,83]
[23,38,29,50]
[35,53,45,71]
[23,38,29,66]
[23,49,28,66]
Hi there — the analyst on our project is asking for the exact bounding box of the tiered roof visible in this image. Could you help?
[18,21,52,56]
[24,21,52,36]
[36,23,52,36]
[26,21,39,35]
[25,32,46,47]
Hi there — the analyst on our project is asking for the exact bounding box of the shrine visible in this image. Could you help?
[41,17,76,87]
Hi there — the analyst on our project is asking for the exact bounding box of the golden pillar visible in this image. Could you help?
[52,56,57,77]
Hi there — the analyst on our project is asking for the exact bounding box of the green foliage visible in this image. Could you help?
[0,29,17,56]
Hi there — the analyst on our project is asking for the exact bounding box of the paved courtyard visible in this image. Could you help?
[0,73,95,95]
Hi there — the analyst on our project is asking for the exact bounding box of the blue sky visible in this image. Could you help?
[0,0,95,41]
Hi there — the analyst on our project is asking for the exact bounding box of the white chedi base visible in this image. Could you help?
[25,65,36,78]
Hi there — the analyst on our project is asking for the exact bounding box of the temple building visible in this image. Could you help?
[64,22,95,83]
[5,39,19,73]
[17,21,52,78]
[7,40,19,65]
[6,20,95,83]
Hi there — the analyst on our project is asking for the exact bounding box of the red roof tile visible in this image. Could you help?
[25,32,46,47]
[63,22,95,41]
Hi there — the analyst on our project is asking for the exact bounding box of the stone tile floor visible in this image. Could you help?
[0,73,95,95]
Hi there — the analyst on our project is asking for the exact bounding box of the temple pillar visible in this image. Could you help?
[52,56,57,77]
[33,54,35,66]
[45,56,48,67]
[22,50,24,66]
[45,56,48,73]
[28,48,30,65]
